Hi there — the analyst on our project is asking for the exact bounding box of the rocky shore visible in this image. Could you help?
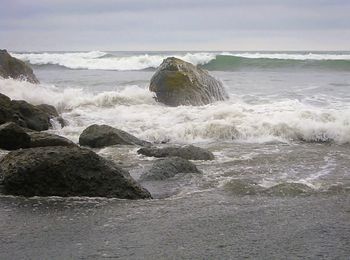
[0,52,222,199]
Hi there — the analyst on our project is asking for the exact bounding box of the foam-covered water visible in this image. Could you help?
[1,69,350,144]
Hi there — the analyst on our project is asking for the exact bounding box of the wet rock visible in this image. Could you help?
[137,145,214,160]
[0,49,39,84]
[36,104,66,128]
[36,104,59,117]
[140,157,200,181]
[79,124,151,148]
[0,93,52,131]
[27,131,75,148]
[0,121,74,150]
[0,122,30,150]
[150,57,228,106]
[0,146,152,199]
[263,183,314,197]
[223,179,263,195]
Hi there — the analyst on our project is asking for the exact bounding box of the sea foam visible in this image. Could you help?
[1,78,350,144]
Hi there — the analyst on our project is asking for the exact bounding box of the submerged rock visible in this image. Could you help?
[0,93,54,131]
[263,183,314,197]
[0,146,152,199]
[150,57,228,106]
[0,49,39,84]
[140,157,200,181]
[0,122,30,150]
[137,145,214,160]
[79,124,151,148]
[223,179,263,195]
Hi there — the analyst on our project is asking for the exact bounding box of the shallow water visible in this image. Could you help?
[0,51,350,258]
[1,193,349,259]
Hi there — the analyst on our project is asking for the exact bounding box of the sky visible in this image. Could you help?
[1,0,349,51]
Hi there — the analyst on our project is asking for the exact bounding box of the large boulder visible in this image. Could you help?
[79,124,151,148]
[0,122,30,150]
[0,146,152,199]
[139,157,200,181]
[137,145,214,160]
[149,57,228,106]
[0,49,39,84]
[0,93,54,131]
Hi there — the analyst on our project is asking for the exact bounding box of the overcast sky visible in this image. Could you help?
[1,0,349,51]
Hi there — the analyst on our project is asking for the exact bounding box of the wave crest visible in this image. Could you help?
[11,51,350,71]
[11,51,216,71]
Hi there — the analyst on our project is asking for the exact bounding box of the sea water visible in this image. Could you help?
[0,51,349,259]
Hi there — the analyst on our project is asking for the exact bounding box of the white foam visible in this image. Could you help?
[11,51,216,71]
[222,52,350,60]
[2,78,350,144]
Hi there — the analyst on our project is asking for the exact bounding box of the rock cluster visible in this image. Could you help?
[0,55,227,200]
[0,54,154,200]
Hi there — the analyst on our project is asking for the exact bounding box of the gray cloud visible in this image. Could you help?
[1,0,349,51]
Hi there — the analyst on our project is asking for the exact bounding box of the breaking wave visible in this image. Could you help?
[1,78,350,144]
[11,51,216,71]
[11,51,350,71]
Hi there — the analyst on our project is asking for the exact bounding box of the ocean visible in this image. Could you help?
[0,51,349,259]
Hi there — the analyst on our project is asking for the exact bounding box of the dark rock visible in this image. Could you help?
[0,122,30,150]
[138,145,214,160]
[223,179,263,195]
[79,124,151,148]
[27,131,75,148]
[0,49,39,84]
[0,93,12,123]
[140,157,200,181]
[10,100,51,130]
[150,57,228,106]
[0,146,152,199]
[56,116,67,128]
[0,122,74,150]
[0,93,51,131]
[36,104,59,117]
[36,104,67,128]
[262,183,314,196]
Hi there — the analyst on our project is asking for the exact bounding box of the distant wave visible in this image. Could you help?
[11,51,216,71]
[202,54,350,71]
[11,51,350,71]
